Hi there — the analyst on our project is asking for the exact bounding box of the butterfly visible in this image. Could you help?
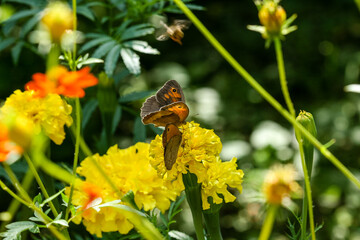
[156,20,191,45]
[140,80,189,170]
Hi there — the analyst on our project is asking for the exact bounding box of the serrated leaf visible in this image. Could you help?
[120,48,140,75]
[0,221,40,240]
[111,105,122,134]
[77,5,95,21]
[0,37,16,51]
[123,40,159,55]
[105,44,121,76]
[92,40,117,59]
[20,12,41,38]
[11,41,24,65]
[168,230,193,240]
[4,9,39,23]
[120,23,154,42]
[82,98,98,130]
[119,90,153,103]
[133,117,146,143]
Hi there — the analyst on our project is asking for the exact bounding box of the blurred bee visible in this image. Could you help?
[156,19,191,45]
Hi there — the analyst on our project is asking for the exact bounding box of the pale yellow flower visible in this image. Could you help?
[68,143,181,237]
[1,90,72,145]
[263,164,302,205]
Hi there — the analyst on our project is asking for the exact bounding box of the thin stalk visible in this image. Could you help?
[258,205,278,240]
[172,0,360,189]
[183,173,205,240]
[24,153,59,217]
[39,155,74,184]
[298,141,316,240]
[65,98,81,221]
[0,179,29,206]
[274,37,295,117]
[2,163,32,202]
[72,0,77,66]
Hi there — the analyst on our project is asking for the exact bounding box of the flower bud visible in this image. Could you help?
[41,2,73,43]
[296,110,317,176]
[258,1,286,34]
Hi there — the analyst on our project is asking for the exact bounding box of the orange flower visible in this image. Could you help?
[81,182,103,210]
[0,123,22,162]
[25,66,98,98]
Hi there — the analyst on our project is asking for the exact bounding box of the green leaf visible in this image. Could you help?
[77,5,96,21]
[133,117,146,143]
[168,231,194,240]
[123,40,160,55]
[4,0,45,7]
[92,40,117,59]
[105,44,121,76]
[80,36,112,53]
[119,90,154,103]
[20,12,41,38]
[120,48,140,75]
[77,57,103,69]
[40,188,65,208]
[11,41,24,65]
[4,9,39,23]
[0,37,16,51]
[82,98,98,130]
[111,105,122,134]
[120,23,154,42]
[0,221,40,240]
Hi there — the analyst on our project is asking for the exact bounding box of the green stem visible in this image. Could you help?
[24,153,59,217]
[0,169,34,231]
[274,37,295,118]
[47,44,60,70]
[2,163,32,202]
[355,0,360,12]
[65,98,81,221]
[183,173,205,240]
[173,0,360,189]
[39,156,74,184]
[203,209,223,240]
[298,142,316,240]
[72,0,77,68]
[0,179,29,206]
[258,205,278,240]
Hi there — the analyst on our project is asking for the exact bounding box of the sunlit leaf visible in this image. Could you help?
[123,40,160,55]
[168,230,193,240]
[0,221,40,240]
[120,48,140,75]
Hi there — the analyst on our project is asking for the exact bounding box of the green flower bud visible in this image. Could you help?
[296,110,317,176]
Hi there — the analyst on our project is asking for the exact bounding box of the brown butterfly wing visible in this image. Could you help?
[140,95,161,119]
[156,80,185,106]
[160,102,189,123]
[142,110,180,127]
[163,124,182,170]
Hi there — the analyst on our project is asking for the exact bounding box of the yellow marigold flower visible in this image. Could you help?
[68,143,181,237]
[150,121,222,182]
[1,90,72,145]
[149,121,244,210]
[41,1,73,42]
[201,157,244,210]
[263,164,302,205]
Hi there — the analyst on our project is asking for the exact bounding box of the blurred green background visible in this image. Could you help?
[1,0,360,239]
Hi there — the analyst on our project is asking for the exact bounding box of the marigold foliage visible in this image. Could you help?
[0,90,72,145]
[68,143,181,237]
[149,121,244,210]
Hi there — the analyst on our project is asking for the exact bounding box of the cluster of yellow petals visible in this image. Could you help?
[149,121,244,210]
[0,90,72,145]
[263,164,302,205]
[69,143,182,237]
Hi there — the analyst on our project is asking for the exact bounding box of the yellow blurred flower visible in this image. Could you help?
[68,143,181,237]
[149,121,244,210]
[1,90,72,145]
[258,0,286,34]
[263,164,302,205]
[0,122,22,163]
[41,1,73,42]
